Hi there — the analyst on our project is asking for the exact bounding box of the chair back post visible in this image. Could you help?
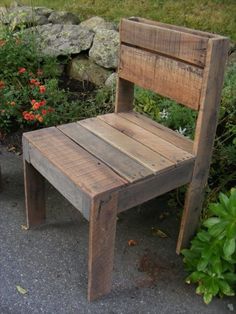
[177,37,229,252]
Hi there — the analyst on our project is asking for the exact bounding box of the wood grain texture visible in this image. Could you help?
[23,158,46,228]
[88,192,118,301]
[119,111,193,154]
[134,18,218,39]
[24,127,126,198]
[115,77,134,112]
[177,37,229,253]
[119,44,203,110]
[98,113,194,164]
[118,160,194,212]
[58,123,153,183]
[120,19,208,67]
[79,118,175,173]
[27,141,91,220]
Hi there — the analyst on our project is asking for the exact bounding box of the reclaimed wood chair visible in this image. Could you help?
[22,18,229,301]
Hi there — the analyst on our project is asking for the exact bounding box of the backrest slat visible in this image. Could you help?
[120,19,209,67]
[119,44,204,110]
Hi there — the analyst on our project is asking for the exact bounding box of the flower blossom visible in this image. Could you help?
[39,85,46,94]
[18,67,26,74]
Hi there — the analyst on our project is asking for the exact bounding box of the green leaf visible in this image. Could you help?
[197,259,208,271]
[218,280,235,296]
[219,192,230,211]
[226,221,236,238]
[208,221,227,237]
[224,272,236,283]
[223,238,236,258]
[211,255,222,275]
[203,292,213,304]
[209,203,228,218]
[186,271,205,284]
[16,285,27,295]
[203,217,220,229]
[196,230,211,242]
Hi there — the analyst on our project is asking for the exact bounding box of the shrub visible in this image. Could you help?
[182,188,236,304]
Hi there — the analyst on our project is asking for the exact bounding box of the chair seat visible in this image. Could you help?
[23,111,195,220]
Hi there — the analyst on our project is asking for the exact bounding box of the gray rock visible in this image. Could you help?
[80,16,117,32]
[4,6,53,26]
[25,24,94,56]
[48,11,80,25]
[69,56,111,86]
[105,72,117,87]
[89,29,119,69]
[0,7,7,24]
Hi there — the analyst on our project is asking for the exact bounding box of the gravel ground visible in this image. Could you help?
[0,145,235,314]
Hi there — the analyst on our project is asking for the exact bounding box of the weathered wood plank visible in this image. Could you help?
[58,123,153,183]
[98,113,194,164]
[118,159,194,212]
[119,111,193,154]
[115,78,134,112]
[177,37,229,253]
[79,118,175,173]
[24,127,126,198]
[135,18,218,39]
[120,19,208,67]
[119,44,203,110]
[88,192,118,301]
[27,141,91,220]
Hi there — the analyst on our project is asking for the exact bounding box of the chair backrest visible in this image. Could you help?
[115,17,229,156]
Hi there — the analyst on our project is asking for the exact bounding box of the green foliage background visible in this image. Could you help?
[0,0,235,40]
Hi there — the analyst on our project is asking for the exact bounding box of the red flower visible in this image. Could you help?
[31,99,36,105]
[30,79,40,86]
[36,114,43,123]
[39,100,46,106]
[0,80,5,89]
[41,109,47,115]
[18,67,26,74]
[23,111,31,120]
[39,85,46,94]
[32,102,40,110]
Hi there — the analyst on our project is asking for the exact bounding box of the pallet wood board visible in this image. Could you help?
[117,159,194,212]
[98,113,194,164]
[119,112,193,154]
[79,118,175,173]
[119,44,203,110]
[58,123,153,183]
[23,128,126,197]
[120,19,208,67]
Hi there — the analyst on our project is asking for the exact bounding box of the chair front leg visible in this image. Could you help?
[88,192,118,301]
[23,159,46,228]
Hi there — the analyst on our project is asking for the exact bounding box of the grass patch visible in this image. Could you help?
[0,0,235,40]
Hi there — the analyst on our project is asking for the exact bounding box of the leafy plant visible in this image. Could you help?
[134,87,197,138]
[182,188,236,304]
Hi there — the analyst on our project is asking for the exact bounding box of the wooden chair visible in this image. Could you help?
[22,18,229,301]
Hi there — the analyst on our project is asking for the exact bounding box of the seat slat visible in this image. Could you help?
[119,44,203,110]
[98,114,194,164]
[119,112,193,154]
[78,118,175,173]
[120,19,208,67]
[24,127,126,197]
[58,123,153,183]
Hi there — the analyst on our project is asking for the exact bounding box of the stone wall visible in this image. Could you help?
[0,3,118,87]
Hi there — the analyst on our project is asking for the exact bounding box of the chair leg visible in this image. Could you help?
[23,159,46,228]
[88,193,118,301]
[176,182,205,254]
